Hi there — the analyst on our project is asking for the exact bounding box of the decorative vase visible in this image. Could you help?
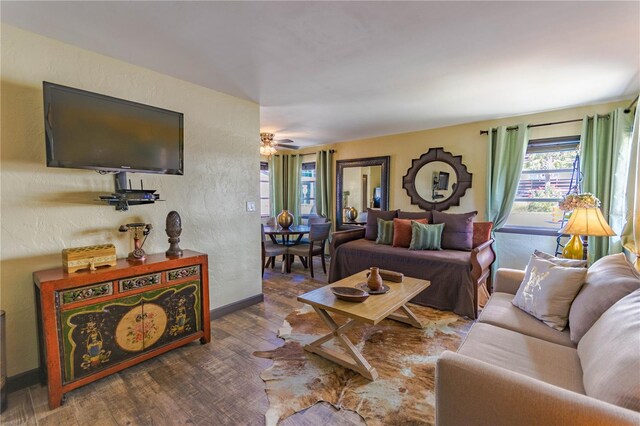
[165,210,183,257]
[345,207,358,222]
[277,210,294,229]
[562,234,584,260]
[367,267,383,291]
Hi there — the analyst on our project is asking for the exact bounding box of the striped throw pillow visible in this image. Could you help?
[409,222,444,250]
[376,218,394,245]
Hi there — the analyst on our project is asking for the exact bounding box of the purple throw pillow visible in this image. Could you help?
[364,209,399,240]
[431,210,477,250]
[398,210,432,223]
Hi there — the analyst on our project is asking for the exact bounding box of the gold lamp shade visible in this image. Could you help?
[560,208,616,261]
[560,207,616,237]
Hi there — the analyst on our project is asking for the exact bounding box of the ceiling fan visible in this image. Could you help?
[260,132,303,155]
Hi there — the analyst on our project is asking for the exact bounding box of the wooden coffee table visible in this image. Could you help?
[297,271,430,380]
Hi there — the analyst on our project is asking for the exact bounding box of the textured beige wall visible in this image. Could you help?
[1,26,261,376]
[294,99,630,270]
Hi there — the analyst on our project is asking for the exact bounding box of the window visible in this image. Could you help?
[260,162,270,217]
[503,136,580,233]
[300,162,316,220]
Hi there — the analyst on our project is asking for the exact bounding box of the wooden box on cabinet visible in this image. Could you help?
[34,250,210,409]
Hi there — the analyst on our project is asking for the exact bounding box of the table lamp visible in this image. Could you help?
[560,207,616,260]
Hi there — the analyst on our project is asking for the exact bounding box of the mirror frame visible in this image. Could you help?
[402,147,472,211]
[336,156,390,230]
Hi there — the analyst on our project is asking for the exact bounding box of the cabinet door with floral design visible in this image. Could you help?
[60,280,201,384]
[60,292,143,383]
[139,281,201,350]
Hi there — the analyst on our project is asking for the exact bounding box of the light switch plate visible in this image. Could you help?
[246,201,256,212]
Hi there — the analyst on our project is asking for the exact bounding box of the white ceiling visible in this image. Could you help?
[2,1,639,147]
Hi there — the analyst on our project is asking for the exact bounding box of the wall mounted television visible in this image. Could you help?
[43,82,184,175]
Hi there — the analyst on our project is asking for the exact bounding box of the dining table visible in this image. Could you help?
[263,225,310,273]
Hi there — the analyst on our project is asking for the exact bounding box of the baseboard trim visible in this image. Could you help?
[6,368,40,393]
[211,293,264,319]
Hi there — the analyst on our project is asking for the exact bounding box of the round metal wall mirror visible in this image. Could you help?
[402,147,472,211]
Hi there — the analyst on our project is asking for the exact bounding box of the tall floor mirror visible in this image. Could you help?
[336,156,390,230]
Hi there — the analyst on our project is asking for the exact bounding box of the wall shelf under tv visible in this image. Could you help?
[98,172,164,211]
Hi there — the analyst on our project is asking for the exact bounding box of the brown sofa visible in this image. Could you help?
[436,267,640,426]
[329,224,495,319]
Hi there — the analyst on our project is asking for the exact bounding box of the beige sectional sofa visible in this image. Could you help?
[436,267,640,426]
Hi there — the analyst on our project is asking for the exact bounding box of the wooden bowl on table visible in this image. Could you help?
[331,286,370,303]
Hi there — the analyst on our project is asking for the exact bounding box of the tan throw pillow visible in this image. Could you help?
[512,255,587,331]
[577,290,640,411]
[568,253,640,344]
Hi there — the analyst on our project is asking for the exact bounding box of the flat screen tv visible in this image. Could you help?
[43,82,184,175]
[436,171,450,190]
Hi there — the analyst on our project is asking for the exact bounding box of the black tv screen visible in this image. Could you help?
[44,82,184,175]
[436,172,450,190]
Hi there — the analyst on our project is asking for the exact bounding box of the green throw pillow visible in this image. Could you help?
[409,222,444,250]
[376,218,394,245]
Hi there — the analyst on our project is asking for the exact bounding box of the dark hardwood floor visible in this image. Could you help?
[2,257,365,425]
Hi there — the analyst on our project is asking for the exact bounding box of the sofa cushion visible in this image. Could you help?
[478,292,573,347]
[392,218,427,248]
[432,210,476,250]
[534,249,588,268]
[398,210,432,222]
[569,253,640,344]
[375,218,394,245]
[458,323,585,394]
[365,209,398,240]
[409,222,444,250]
[472,222,493,248]
[512,255,587,331]
[577,290,640,411]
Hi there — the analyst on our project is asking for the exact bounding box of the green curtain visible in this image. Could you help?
[485,124,529,230]
[269,155,285,218]
[315,150,333,219]
[580,108,635,262]
[621,106,639,266]
[286,154,302,225]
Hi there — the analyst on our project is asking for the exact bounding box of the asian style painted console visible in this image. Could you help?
[33,250,210,409]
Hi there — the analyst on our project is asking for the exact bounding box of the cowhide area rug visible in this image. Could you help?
[253,303,473,426]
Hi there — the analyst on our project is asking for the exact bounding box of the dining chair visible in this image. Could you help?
[298,215,329,245]
[307,215,328,225]
[262,224,287,277]
[286,222,331,278]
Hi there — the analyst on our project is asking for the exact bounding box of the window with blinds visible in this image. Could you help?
[504,136,580,232]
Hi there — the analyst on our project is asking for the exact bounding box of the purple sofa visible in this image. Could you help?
[329,224,495,319]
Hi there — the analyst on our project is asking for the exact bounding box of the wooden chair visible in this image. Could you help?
[287,222,331,278]
[262,224,287,277]
[299,216,329,244]
[307,215,328,225]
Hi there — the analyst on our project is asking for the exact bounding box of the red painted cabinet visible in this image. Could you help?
[34,251,210,409]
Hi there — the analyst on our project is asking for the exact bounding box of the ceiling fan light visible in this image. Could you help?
[259,132,277,156]
[260,132,274,144]
[260,145,276,156]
